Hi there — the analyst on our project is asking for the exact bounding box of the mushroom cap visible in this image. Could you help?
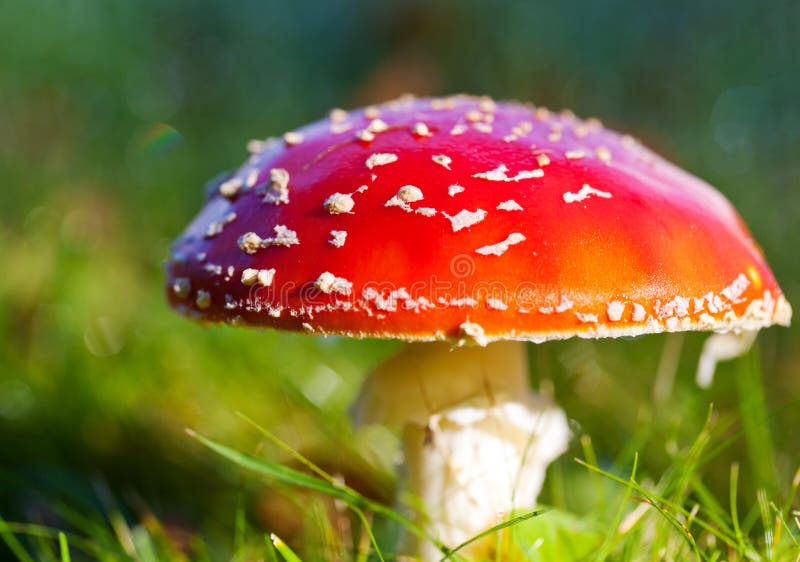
[166,95,791,343]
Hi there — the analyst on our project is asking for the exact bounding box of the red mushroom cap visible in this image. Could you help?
[166,94,791,344]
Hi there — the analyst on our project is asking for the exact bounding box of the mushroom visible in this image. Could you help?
[166,95,792,559]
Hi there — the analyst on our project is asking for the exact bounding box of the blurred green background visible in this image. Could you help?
[1,0,798,559]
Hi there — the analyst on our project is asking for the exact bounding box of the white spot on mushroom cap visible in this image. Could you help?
[556,296,574,312]
[448,184,465,197]
[632,303,647,322]
[247,139,268,154]
[607,301,625,322]
[721,273,750,303]
[245,169,259,188]
[367,118,388,133]
[596,146,612,164]
[656,296,691,320]
[442,208,488,232]
[472,164,543,182]
[356,129,375,142]
[531,107,549,121]
[486,298,508,311]
[329,108,348,123]
[260,168,290,205]
[563,184,613,203]
[257,269,276,287]
[240,268,258,286]
[203,263,222,276]
[324,192,355,214]
[573,124,589,138]
[329,230,347,248]
[284,131,303,146]
[465,109,484,122]
[241,268,276,287]
[396,185,424,202]
[475,232,526,256]
[315,272,353,295]
[539,295,574,315]
[575,312,598,323]
[496,200,523,211]
[413,122,432,137]
[196,290,211,309]
[458,321,488,346]
[365,153,398,169]
[269,225,299,247]
[450,124,468,136]
[238,225,299,254]
[586,117,603,130]
[565,149,586,160]
[219,177,243,199]
[238,232,262,254]
[440,297,478,308]
[205,211,237,238]
[478,97,497,113]
[432,154,452,170]
[386,185,424,211]
[172,278,191,299]
[415,207,437,217]
[536,153,551,167]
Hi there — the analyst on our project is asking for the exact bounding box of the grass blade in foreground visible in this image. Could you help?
[437,509,548,562]
[58,532,71,562]
[269,533,303,562]
[186,429,458,560]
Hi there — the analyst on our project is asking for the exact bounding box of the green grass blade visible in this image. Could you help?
[187,429,360,503]
[0,522,119,560]
[238,413,338,485]
[58,533,70,562]
[575,458,704,560]
[438,509,548,562]
[238,413,385,560]
[352,507,385,562]
[757,489,774,559]
[591,452,639,561]
[0,514,35,562]
[730,463,746,552]
[269,533,303,562]
[264,534,280,562]
[187,429,456,559]
[770,501,799,549]
[130,526,158,562]
[735,347,778,493]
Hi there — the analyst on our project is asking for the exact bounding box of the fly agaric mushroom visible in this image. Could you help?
[166,94,792,558]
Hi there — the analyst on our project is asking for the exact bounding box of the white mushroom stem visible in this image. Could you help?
[354,341,569,559]
[696,329,758,388]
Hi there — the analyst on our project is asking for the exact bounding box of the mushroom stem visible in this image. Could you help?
[355,341,569,559]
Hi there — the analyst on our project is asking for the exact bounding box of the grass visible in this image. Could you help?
[0,4,798,558]
[1,349,799,561]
